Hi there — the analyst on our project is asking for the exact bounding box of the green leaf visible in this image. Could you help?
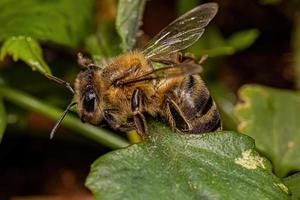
[189,28,259,57]
[86,121,290,200]
[0,95,7,142]
[284,173,300,200]
[116,0,147,52]
[226,29,260,52]
[85,22,122,64]
[0,36,51,74]
[0,0,95,48]
[235,85,300,177]
[176,0,199,15]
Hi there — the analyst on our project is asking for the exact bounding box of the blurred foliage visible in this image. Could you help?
[84,0,121,64]
[0,0,94,76]
[293,12,300,90]
[235,85,300,177]
[176,0,199,15]
[0,0,94,47]
[86,121,290,200]
[259,0,282,5]
[116,0,146,52]
[0,95,6,142]
[209,83,238,130]
[189,28,260,58]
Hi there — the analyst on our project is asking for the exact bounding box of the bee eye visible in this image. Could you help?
[83,89,96,112]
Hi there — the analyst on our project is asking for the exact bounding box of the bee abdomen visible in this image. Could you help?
[179,75,211,119]
[189,102,222,133]
[174,75,222,133]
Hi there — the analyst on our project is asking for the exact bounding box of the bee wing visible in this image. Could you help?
[142,3,218,59]
[116,63,202,86]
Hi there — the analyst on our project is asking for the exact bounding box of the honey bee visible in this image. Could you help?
[48,2,221,138]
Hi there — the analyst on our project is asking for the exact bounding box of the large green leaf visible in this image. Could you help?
[0,95,7,142]
[86,121,290,200]
[0,0,94,48]
[116,0,146,52]
[284,173,300,200]
[0,36,51,74]
[0,0,94,74]
[235,85,300,177]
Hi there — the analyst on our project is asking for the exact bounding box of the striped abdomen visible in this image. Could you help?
[162,75,221,134]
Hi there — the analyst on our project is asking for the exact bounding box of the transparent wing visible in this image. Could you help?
[142,3,218,59]
[116,63,203,86]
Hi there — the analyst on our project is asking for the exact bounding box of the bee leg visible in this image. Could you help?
[165,98,192,132]
[103,109,120,128]
[119,123,136,132]
[131,89,148,138]
[104,109,136,132]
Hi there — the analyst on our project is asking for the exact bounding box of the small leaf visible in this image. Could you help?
[0,36,51,74]
[189,28,259,57]
[86,121,290,200]
[0,95,7,142]
[116,0,147,52]
[284,173,300,200]
[227,29,260,52]
[235,85,300,177]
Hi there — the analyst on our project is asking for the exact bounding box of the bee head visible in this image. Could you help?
[75,68,103,125]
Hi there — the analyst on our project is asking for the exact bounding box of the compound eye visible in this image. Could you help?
[83,88,96,113]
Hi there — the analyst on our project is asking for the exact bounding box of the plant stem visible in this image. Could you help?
[0,85,129,149]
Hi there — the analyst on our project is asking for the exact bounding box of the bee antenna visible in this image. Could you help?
[199,54,208,65]
[45,74,74,94]
[50,102,77,139]
[77,52,100,69]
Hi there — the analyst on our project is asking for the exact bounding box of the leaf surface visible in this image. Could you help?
[235,85,300,177]
[0,0,94,74]
[116,0,146,51]
[284,173,300,200]
[0,0,94,47]
[86,121,290,200]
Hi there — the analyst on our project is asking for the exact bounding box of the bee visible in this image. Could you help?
[48,2,221,138]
